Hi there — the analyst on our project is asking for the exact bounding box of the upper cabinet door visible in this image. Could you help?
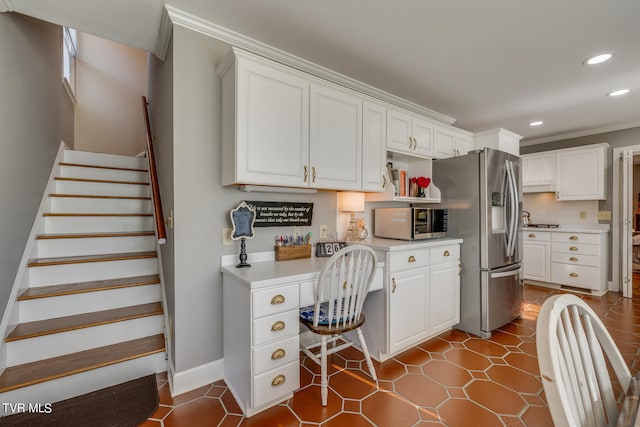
[555,145,606,200]
[411,117,434,158]
[235,59,309,187]
[387,109,413,154]
[362,101,387,192]
[309,84,362,190]
[433,125,456,158]
[522,152,555,187]
[455,132,474,156]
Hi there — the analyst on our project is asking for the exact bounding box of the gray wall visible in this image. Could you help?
[0,13,74,313]
[149,26,339,374]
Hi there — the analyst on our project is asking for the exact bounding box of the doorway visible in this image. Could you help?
[612,145,640,298]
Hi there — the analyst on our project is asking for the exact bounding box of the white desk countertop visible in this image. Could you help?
[523,224,610,234]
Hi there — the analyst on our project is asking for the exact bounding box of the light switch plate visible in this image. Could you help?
[222,227,233,245]
[598,211,611,220]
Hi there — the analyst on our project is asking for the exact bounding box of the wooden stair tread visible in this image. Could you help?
[55,177,149,186]
[28,251,157,267]
[6,303,163,342]
[0,334,165,393]
[18,275,161,300]
[49,193,151,200]
[43,213,152,217]
[37,231,155,239]
[59,162,147,173]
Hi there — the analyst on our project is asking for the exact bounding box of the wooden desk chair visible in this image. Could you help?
[537,293,632,427]
[299,244,378,406]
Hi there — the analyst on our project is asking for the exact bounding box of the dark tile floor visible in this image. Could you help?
[142,284,640,426]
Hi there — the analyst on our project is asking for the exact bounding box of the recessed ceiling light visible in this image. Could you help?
[529,121,543,127]
[584,53,614,65]
[607,89,631,97]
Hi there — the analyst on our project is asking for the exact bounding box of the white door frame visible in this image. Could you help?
[612,144,640,297]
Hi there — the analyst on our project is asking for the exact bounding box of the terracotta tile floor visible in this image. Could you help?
[141,284,640,426]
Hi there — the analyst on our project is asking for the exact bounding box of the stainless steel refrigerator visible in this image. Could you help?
[433,148,522,338]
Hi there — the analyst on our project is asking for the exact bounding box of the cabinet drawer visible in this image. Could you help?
[253,283,299,319]
[551,232,600,245]
[253,335,299,375]
[389,248,429,272]
[253,360,300,408]
[253,309,299,347]
[551,252,600,268]
[429,245,459,265]
[551,263,601,290]
[551,242,600,256]
[523,231,550,242]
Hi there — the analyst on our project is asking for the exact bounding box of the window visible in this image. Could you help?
[62,27,77,102]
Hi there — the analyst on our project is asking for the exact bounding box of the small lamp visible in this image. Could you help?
[338,191,365,241]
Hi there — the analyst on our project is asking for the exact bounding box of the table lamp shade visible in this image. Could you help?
[338,192,365,213]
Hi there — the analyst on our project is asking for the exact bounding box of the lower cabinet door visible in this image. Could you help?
[429,262,460,334]
[523,242,550,282]
[389,268,429,354]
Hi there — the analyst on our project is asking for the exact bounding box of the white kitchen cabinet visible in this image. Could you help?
[219,49,310,187]
[455,131,474,156]
[474,128,522,156]
[550,232,607,294]
[522,231,550,282]
[388,267,429,355]
[434,126,474,158]
[555,144,607,200]
[428,245,460,334]
[362,100,388,192]
[309,83,362,190]
[387,108,434,158]
[522,152,555,192]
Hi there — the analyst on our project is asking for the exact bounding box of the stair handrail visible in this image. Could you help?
[141,96,167,245]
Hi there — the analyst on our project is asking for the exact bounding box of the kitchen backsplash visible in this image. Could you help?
[522,193,599,224]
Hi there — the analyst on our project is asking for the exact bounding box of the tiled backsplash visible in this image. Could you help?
[522,192,599,224]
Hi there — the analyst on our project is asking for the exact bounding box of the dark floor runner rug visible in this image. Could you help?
[0,374,158,427]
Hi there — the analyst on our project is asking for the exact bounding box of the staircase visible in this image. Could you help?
[0,149,167,410]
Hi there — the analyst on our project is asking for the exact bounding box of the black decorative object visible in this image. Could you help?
[315,241,347,257]
[230,201,256,268]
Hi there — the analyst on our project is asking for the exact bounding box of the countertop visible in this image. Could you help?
[357,237,464,252]
[523,223,610,234]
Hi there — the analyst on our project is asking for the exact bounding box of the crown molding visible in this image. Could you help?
[154,6,173,60]
[521,120,640,146]
[165,5,456,125]
[0,0,14,12]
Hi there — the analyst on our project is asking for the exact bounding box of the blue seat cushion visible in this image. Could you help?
[300,301,352,325]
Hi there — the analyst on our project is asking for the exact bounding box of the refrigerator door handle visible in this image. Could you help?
[505,160,518,257]
[490,267,522,279]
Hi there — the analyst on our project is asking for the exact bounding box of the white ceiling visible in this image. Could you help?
[4,0,639,144]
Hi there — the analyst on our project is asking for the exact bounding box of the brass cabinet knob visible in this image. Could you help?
[271,349,286,360]
[271,375,286,386]
[303,165,308,182]
[392,277,397,293]
[312,166,317,183]
[271,321,285,332]
[443,250,450,257]
[569,235,579,241]
[569,246,578,251]
[570,272,579,278]
[408,255,416,263]
[528,233,536,238]
[569,257,578,262]
[270,295,285,305]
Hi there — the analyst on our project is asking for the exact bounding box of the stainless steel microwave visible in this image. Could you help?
[374,207,448,240]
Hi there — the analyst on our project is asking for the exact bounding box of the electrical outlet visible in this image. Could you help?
[222,227,233,245]
[579,211,586,220]
[598,210,611,220]
[320,224,328,239]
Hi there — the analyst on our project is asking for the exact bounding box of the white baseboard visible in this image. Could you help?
[170,358,224,397]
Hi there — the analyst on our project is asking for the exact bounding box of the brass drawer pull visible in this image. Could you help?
[570,235,578,241]
[570,272,579,278]
[392,277,397,293]
[408,137,413,149]
[271,321,285,332]
[382,174,387,187]
[271,348,286,360]
[443,250,450,257]
[271,375,286,387]
[408,255,416,263]
[271,295,285,305]
[312,166,317,183]
[569,257,578,262]
[569,246,578,251]
[303,165,308,182]
[528,233,536,238]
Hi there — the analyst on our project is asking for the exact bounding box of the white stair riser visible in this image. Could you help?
[0,352,166,415]
[55,180,150,198]
[60,165,148,182]
[50,197,151,214]
[6,315,164,366]
[19,284,161,322]
[28,257,158,287]
[44,216,154,234]
[64,150,147,170]
[37,235,156,258]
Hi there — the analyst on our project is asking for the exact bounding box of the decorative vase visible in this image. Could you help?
[417,187,425,198]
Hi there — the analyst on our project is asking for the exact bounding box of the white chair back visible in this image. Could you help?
[537,294,631,427]
[311,244,377,329]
